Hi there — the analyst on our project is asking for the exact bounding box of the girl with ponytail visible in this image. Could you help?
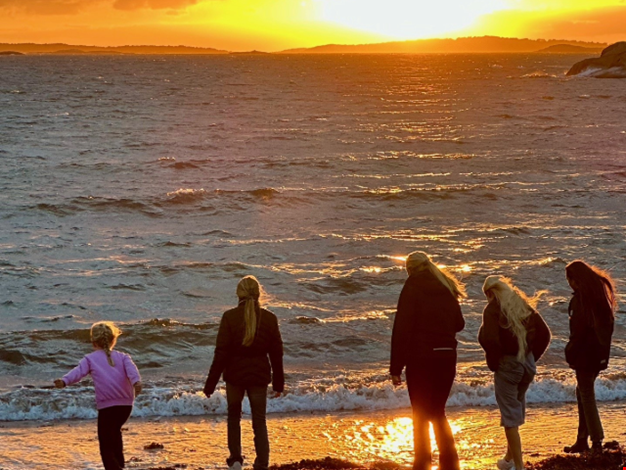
[390,251,466,470]
[204,275,284,470]
[479,276,551,470]
[563,260,617,455]
[54,321,141,470]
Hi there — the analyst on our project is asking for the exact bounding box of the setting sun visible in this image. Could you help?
[317,0,508,39]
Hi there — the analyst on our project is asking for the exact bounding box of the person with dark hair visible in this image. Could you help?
[479,276,551,470]
[563,260,617,454]
[390,251,466,470]
[204,275,284,470]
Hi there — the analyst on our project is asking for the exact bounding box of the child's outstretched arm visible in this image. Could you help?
[54,357,91,388]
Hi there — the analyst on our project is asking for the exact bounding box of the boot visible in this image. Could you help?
[563,438,589,453]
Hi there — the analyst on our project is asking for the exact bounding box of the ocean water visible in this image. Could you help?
[1,53,625,422]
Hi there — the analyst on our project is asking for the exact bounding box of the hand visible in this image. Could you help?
[272,391,282,398]
[203,387,214,398]
[391,375,402,387]
[134,382,142,396]
[54,379,66,388]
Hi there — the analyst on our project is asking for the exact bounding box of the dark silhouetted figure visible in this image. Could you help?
[204,275,284,470]
[563,260,616,455]
[390,251,465,470]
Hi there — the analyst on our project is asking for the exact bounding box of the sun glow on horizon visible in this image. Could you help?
[317,0,510,40]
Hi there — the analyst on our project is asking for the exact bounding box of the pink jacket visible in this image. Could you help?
[62,349,141,410]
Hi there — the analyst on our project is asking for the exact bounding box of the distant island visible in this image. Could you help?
[0,43,228,55]
[536,44,605,54]
[280,36,607,54]
[0,37,607,55]
[0,50,24,55]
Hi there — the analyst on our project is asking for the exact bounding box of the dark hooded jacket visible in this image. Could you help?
[390,270,465,376]
[478,299,551,372]
[204,304,284,395]
[565,292,614,371]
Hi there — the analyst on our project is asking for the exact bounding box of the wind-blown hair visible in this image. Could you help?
[91,321,121,367]
[406,251,466,299]
[237,275,262,347]
[483,276,539,362]
[566,260,617,323]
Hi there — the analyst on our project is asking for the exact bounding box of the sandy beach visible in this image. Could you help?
[1,402,624,469]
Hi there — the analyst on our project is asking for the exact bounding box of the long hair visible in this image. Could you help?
[566,260,617,323]
[91,321,121,367]
[483,276,539,362]
[237,275,262,347]
[405,251,466,299]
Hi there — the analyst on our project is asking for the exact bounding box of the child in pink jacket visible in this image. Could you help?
[55,321,141,470]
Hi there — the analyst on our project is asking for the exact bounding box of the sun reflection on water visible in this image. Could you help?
[341,416,464,467]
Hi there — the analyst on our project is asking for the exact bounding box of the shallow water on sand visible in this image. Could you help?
[1,402,624,469]
[0,53,625,420]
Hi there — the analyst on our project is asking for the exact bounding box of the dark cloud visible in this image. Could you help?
[112,0,199,10]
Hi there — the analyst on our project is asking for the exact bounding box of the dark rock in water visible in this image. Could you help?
[0,51,24,55]
[567,41,626,77]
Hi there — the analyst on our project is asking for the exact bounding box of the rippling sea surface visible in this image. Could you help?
[1,53,625,422]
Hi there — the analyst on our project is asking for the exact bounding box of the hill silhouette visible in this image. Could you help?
[279,36,606,54]
[0,43,228,55]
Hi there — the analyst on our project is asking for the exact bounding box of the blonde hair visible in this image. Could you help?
[483,276,539,362]
[237,275,262,347]
[91,321,121,367]
[406,251,466,299]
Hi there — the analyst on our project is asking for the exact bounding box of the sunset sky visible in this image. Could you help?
[1,0,625,51]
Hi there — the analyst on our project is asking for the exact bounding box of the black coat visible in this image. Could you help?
[478,299,551,372]
[204,304,284,395]
[565,292,614,371]
[390,270,465,376]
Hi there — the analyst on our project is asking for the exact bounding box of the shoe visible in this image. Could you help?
[229,462,243,470]
[496,458,515,470]
[563,439,589,453]
[590,441,603,455]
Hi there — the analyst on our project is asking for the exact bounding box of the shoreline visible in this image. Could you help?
[1,403,625,469]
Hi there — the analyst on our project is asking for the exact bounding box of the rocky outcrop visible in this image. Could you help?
[567,41,626,78]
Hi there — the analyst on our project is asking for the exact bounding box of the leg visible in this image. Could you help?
[98,407,131,470]
[226,383,246,466]
[406,364,433,470]
[575,369,604,445]
[575,383,589,442]
[429,355,460,470]
[111,406,132,468]
[504,427,523,470]
[247,386,269,470]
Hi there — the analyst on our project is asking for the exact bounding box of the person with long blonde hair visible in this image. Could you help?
[390,251,466,470]
[54,321,142,470]
[563,260,617,455]
[479,276,551,470]
[204,275,284,470]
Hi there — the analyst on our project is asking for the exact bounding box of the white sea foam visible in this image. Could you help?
[2,377,626,422]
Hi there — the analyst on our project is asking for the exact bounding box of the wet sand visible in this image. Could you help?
[1,402,624,469]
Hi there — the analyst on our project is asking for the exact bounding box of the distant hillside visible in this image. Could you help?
[537,44,605,54]
[0,43,228,55]
[280,36,607,54]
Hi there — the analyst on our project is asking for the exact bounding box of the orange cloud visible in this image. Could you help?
[0,0,88,15]
[113,0,199,11]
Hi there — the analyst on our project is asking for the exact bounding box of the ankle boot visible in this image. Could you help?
[564,439,589,453]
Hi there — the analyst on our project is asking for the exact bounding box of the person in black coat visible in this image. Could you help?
[563,260,616,455]
[479,276,551,470]
[390,251,466,470]
[204,275,284,470]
